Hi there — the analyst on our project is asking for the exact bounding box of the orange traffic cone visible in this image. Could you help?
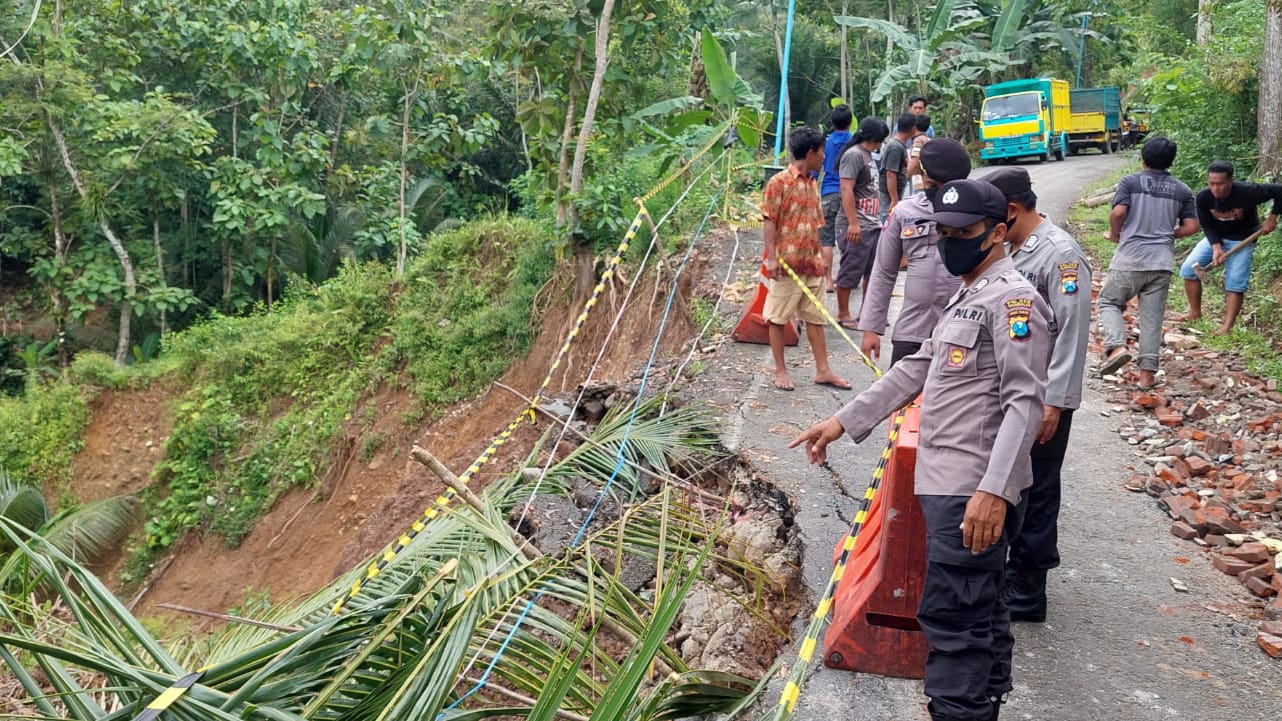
[731,256,799,346]
[823,403,929,678]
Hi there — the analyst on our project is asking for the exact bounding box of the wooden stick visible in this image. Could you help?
[154,603,302,633]
[410,446,542,561]
[463,677,590,721]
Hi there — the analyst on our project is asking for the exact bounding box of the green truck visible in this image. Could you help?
[1066,86,1122,155]
[977,78,1070,164]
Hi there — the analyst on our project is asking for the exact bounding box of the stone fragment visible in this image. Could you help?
[1223,533,1251,546]
[1169,521,1200,540]
[1246,576,1276,598]
[1185,456,1214,477]
[1134,393,1162,409]
[1261,620,1282,637]
[1225,542,1272,564]
[1154,462,1185,486]
[1211,554,1257,576]
[1186,400,1211,421]
[1145,477,1171,497]
[1203,507,1247,535]
[1169,577,1189,593]
[1156,411,1183,427]
[1239,499,1278,514]
[1239,563,1274,583]
[1203,533,1230,547]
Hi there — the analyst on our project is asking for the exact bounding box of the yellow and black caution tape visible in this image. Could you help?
[331,209,651,615]
[777,258,882,381]
[768,406,909,720]
[129,668,207,721]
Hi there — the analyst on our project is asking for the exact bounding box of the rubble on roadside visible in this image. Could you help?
[1100,325,1282,659]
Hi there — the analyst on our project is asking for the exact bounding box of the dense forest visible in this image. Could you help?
[0,1,1279,718]
[1,0,1275,377]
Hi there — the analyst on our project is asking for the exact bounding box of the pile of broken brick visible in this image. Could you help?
[1107,329,1282,660]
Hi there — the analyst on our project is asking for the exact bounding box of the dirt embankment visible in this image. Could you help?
[72,247,720,621]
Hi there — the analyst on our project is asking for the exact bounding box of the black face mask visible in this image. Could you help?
[937,223,999,276]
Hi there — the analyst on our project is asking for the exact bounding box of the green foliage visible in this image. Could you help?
[67,350,134,390]
[0,381,89,489]
[392,218,555,408]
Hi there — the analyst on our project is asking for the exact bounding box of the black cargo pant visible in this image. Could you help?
[917,493,1027,721]
[890,340,922,366]
[1008,410,1073,571]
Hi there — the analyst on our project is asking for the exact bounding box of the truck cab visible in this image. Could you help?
[978,78,1070,164]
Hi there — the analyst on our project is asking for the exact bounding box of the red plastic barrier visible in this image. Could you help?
[823,404,928,678]
[731,258,799,346]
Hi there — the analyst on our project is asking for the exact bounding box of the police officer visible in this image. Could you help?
[859,138,970,365]
[792,180,1051,721]
[987,167,1092,623]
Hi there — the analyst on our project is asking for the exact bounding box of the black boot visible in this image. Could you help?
[1003,568,1047,622]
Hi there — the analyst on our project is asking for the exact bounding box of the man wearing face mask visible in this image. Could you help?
[987,167,1091,623]
[791,179,1051,721]
[858,138,970,365]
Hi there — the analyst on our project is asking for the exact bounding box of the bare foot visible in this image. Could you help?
[1211,326,1233,336]
[813,372,852,390]
[1171,312,1200,323]
[1138,370,1159,389]
[773,370,795,391]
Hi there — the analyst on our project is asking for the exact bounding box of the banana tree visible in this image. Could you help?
[0,401,781,720]
[629,30,771,165]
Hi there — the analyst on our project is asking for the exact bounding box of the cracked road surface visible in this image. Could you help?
[689,153,1280,720]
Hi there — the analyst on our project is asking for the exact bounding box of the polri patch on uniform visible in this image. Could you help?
[1005,297,1033,341]
[1058,262,1080,295]
[946,346,967,368]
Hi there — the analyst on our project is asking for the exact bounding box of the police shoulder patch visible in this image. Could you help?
[1005,297,1033,341]
[1058,261,1080,295]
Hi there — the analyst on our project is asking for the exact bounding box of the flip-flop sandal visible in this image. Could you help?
[837,320,860,331]
[1099,350,1132,376]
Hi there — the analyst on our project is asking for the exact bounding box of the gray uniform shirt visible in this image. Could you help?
[1009,215,1092,410]
[1110,169,1197,271]
[835,256,1050,504]
[857,191,962,343]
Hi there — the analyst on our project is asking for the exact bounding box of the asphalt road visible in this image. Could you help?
[694,151,1281,721]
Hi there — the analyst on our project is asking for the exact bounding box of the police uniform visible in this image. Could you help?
[858,139,971,364]
[988,167,1093,620]
[1007,216,1091,573]
[831,181,1051,721]
[858,191,962,362]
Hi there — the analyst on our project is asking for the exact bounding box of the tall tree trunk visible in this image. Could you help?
[554,50,584,229]
[396,78,418,278]
[568,0,616,301]
[48,180,70,371]
[45,111,136,367]
[1196,0,1213,45]
[840,0,850,103]
[153,213,167,336]
[1261,0,1282,177]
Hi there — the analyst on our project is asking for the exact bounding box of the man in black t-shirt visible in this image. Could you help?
[1177,161,1282,334]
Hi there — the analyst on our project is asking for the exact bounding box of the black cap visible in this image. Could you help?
[986,166,1034,199]
[918,138,971,184]
[929,180,1008,228]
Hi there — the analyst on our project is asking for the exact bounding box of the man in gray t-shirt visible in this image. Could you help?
[878,114,915,222]
[835,117,889,327]
[1097,137,1199,389]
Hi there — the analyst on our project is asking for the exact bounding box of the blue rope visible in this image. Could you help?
[440,191,723,717]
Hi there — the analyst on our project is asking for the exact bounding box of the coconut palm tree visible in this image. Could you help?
[0,401,778,720]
